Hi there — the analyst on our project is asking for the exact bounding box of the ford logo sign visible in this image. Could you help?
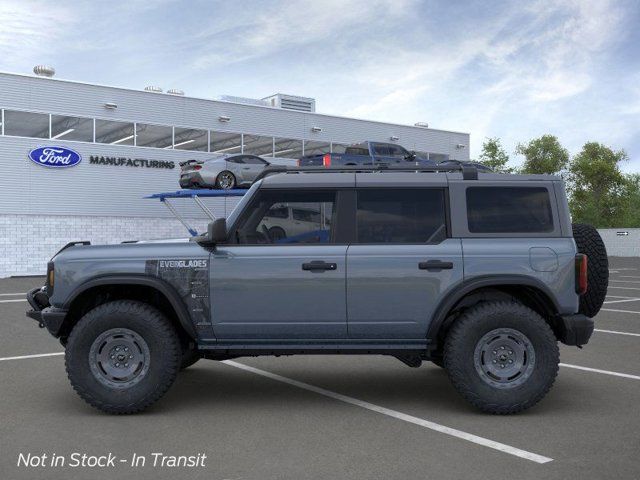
[28,146,82,168]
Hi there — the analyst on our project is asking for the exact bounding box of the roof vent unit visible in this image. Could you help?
[144,86,163,93]
[33,65,55,77]
[414,122,429,128]
[167,89,184,96]
[262,93,316,112]
[217,95,270,107]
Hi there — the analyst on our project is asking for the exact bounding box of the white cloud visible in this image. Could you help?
[0,1,75,65]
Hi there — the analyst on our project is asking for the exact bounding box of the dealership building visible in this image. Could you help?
[0,68,470,277]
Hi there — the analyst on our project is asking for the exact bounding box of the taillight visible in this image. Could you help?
[575,254,588,295]
[193,165,202,170]
[297,159,301,166]
[322,153,331,168]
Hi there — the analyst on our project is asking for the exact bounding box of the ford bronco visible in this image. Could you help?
[26,165,608,414]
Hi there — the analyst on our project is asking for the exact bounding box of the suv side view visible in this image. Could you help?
[26,165,609,415]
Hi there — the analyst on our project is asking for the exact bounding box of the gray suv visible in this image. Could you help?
[26,165,608,414]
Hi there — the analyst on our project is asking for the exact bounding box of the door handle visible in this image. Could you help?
[302,261,337,272]
[419,260,453,271]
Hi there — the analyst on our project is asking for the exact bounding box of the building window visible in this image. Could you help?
[303,140,331,156]
[4,110,49,138]
[51,114,94,142]
[273,137,303,159]
[243,135,274,157]
[331,143,349,154]
[135,123,173,149]
[173,127,208,151]
[211,131,242,154]
[95,119,135,145]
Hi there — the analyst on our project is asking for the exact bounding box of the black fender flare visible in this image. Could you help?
[63,275,197,339]
[426,275,561,343]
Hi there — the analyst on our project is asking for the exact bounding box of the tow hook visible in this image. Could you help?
[38,322,45,329]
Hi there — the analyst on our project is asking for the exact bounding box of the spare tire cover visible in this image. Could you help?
[572,223,609,317]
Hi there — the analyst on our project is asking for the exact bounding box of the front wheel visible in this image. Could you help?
[444,301,559,414]
[65,300,181,414]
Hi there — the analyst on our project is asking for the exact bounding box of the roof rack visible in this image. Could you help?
[253,164,479,183]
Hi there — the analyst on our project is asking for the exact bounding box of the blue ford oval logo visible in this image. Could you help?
[28,146,82,168]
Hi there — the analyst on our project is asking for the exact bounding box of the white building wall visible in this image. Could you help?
[1,208,241,278]
[597,229,640,257]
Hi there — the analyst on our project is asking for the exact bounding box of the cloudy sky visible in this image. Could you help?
[1,0,638,170]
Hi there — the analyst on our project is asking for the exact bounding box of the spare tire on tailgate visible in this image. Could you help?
[572,223,608,317]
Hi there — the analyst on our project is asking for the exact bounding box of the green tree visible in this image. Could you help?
[516,134,569,175]
[478,137,513,173]
[619,174,640,228]
[568,142,628,227]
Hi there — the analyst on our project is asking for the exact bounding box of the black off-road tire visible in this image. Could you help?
[65,300,181,414]
[444,301,559,414]
[572,223,608,317]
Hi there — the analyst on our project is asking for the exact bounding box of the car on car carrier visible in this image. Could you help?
[26,164,609,414]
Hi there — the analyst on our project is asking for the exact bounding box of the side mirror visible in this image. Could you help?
[208,218,228,244]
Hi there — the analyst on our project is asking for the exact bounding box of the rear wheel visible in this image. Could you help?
[572,223,608,317]
[444,301,559,414]
[268,226,287,242]
[65,300,181,414]
[215,171,236,190]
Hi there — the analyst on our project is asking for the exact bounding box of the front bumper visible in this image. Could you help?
[556,313,594,346]
[26,287,68,337]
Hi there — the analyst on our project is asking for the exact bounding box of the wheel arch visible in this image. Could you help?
[61,275,197,343]
[427,275,561,348]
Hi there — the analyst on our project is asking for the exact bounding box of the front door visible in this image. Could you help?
[346,187,463,339]
[210,188,347,339]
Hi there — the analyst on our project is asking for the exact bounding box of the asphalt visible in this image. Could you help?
[1,257,639,479]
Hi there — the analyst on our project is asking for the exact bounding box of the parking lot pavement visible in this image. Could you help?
[1,259,640,480]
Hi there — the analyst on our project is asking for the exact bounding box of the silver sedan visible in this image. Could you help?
[179,154,270,190]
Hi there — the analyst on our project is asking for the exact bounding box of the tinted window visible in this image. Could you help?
[243,156,267,165]
[387,145,409,158]
[227,156,244,164]
[236,190,335,244]
[356,189,447,243]
[373,144,391,156]
[345,147,370,156]
[466,187,554,233]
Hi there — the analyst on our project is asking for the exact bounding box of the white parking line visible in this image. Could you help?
[603,298,640,305]
[607,286,640,292]
[223,361,553,464]
[594,328,640,337]
[615,275,640,279]
[610,280,640,284]
[601,308,640,315]
[0,352,63,362]
[0,292,27,296]
[0,299,27,304]
[560,363,640,381]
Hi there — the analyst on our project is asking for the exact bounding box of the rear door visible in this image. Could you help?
[346,180,463,339]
